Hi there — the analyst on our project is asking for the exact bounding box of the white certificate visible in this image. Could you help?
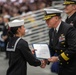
[33,44,51,59]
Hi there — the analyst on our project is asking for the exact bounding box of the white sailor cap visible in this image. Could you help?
[8,19,24,27]
[3,15,10,19]
[43,8,63,20]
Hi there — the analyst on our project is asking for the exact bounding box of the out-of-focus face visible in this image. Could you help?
[0,17,3,23]
[3,18,9,23]
[64,4,76,14]
[45,16,57,28]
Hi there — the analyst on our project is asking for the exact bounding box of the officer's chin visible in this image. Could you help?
[64,10,69,14]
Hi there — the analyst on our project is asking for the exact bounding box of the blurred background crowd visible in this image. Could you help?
[0,0,54,32]
[0,0,53,18]
[0,0,64,33]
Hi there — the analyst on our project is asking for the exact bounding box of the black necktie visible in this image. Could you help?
[53,29,57,45]
[66,17,69,22]
[54,29,57,37]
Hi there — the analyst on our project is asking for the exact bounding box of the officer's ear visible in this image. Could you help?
[74,5,76,10]
[55,16,59,21]
[72,4,76,10]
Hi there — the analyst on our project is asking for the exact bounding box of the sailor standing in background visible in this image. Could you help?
[6,19,46,75]
[63,0,76,27]
[2,15,10,58]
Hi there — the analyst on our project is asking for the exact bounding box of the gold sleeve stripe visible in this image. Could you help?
[61,52,69,61]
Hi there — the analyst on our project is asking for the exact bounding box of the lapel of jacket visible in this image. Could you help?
[66,12,76,24]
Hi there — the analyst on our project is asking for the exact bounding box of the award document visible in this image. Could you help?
[33,44,51,59]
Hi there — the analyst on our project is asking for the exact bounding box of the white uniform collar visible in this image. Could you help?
[55,21,61,32]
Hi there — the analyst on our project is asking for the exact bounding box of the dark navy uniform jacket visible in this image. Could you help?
[49,21,76,75]
[65,12,76,28]
[6,37,41,75]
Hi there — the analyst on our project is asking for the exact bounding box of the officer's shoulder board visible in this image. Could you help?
[6,37,21,51]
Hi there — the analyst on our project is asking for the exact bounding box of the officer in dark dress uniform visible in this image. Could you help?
[6,19,46,75]
[44,8,76,75]
[63,0,76,28]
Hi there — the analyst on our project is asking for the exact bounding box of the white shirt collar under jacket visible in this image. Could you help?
[55,21,61,32]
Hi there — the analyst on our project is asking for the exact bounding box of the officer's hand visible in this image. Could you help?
[48,56,59,63]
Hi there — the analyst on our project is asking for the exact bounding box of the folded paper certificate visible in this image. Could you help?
[33,44,51,59]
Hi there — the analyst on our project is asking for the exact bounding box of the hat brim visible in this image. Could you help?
[43,14,56,20]
[63,1,76,5]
